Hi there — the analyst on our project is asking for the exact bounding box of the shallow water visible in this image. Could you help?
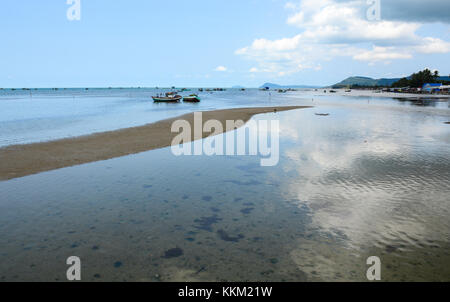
[0,89,449,281]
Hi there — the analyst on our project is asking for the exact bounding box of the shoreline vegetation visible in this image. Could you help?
[331,69,450,94]
[1,87,449,99]
[0,106,310,181]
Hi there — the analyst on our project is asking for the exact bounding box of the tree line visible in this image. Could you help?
[392,69,449,88]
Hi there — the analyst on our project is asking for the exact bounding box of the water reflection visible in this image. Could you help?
[0,93,449,281]
[276,108,450,281]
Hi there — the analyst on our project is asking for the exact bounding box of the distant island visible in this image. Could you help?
[259,83,321,89]
[258,70,450,91]
[332,71,450,89]
[332,77,401,88]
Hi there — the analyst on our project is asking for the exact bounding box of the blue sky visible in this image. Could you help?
[1,0,449,88]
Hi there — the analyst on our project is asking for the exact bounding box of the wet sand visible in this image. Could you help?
[0,106,310,181]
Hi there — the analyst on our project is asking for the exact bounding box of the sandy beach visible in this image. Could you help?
[0,106,310,181]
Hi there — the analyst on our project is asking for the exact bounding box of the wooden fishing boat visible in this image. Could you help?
[152,93,182,103]
[183,94,201,102]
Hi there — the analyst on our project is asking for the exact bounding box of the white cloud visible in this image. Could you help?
[415,37,450,54]
[284,2,301,11]
[214,66,227,72]
[353,47,413,62]
[236,0,450,74]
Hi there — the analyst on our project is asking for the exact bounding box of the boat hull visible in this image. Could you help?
[183,96,201,102]
[152,96,182,103]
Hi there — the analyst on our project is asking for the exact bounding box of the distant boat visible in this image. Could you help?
[183,94,201,102]
[152,92,182,103]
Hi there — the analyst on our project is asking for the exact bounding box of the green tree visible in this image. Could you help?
[392,69,441,88]
[392,77,410,88]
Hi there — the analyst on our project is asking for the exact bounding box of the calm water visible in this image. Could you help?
[0,89,449,281]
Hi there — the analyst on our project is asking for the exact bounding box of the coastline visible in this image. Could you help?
[316,89,450,99]
[0,106,311,181]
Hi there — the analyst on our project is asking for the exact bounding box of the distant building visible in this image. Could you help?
[422,83,441,93]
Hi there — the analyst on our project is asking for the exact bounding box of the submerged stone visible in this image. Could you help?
[194,215,222,232]
[241,208,254,215]
[217,230,244,242]
[114,261,122,268]
[163,248,184,259]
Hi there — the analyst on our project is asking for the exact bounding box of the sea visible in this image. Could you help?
[0,88,449,281]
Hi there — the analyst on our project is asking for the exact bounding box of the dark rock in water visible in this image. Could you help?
[385,245,398,253]
[269,258,279,264]
[236,164,262,174]
[202,196,213,202]
[114,261,122,268]
[217,230,244,242]
[163,248,184,259]
[194,215,222,232]
[195,267,207,275]
[225,180,262,186]
[241,208,254,215]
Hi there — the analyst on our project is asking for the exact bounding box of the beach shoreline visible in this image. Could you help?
[318,89,450,99]
[0,106,311,181]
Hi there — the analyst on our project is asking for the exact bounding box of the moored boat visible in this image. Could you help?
[152,92,182,103]
[183,94,201,102]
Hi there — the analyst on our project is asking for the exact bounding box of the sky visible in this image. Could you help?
[1,0,449,88]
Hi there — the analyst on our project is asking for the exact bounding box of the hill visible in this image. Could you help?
[260,83,321,89]
[333,75,450,88]
[332,76,400,88]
